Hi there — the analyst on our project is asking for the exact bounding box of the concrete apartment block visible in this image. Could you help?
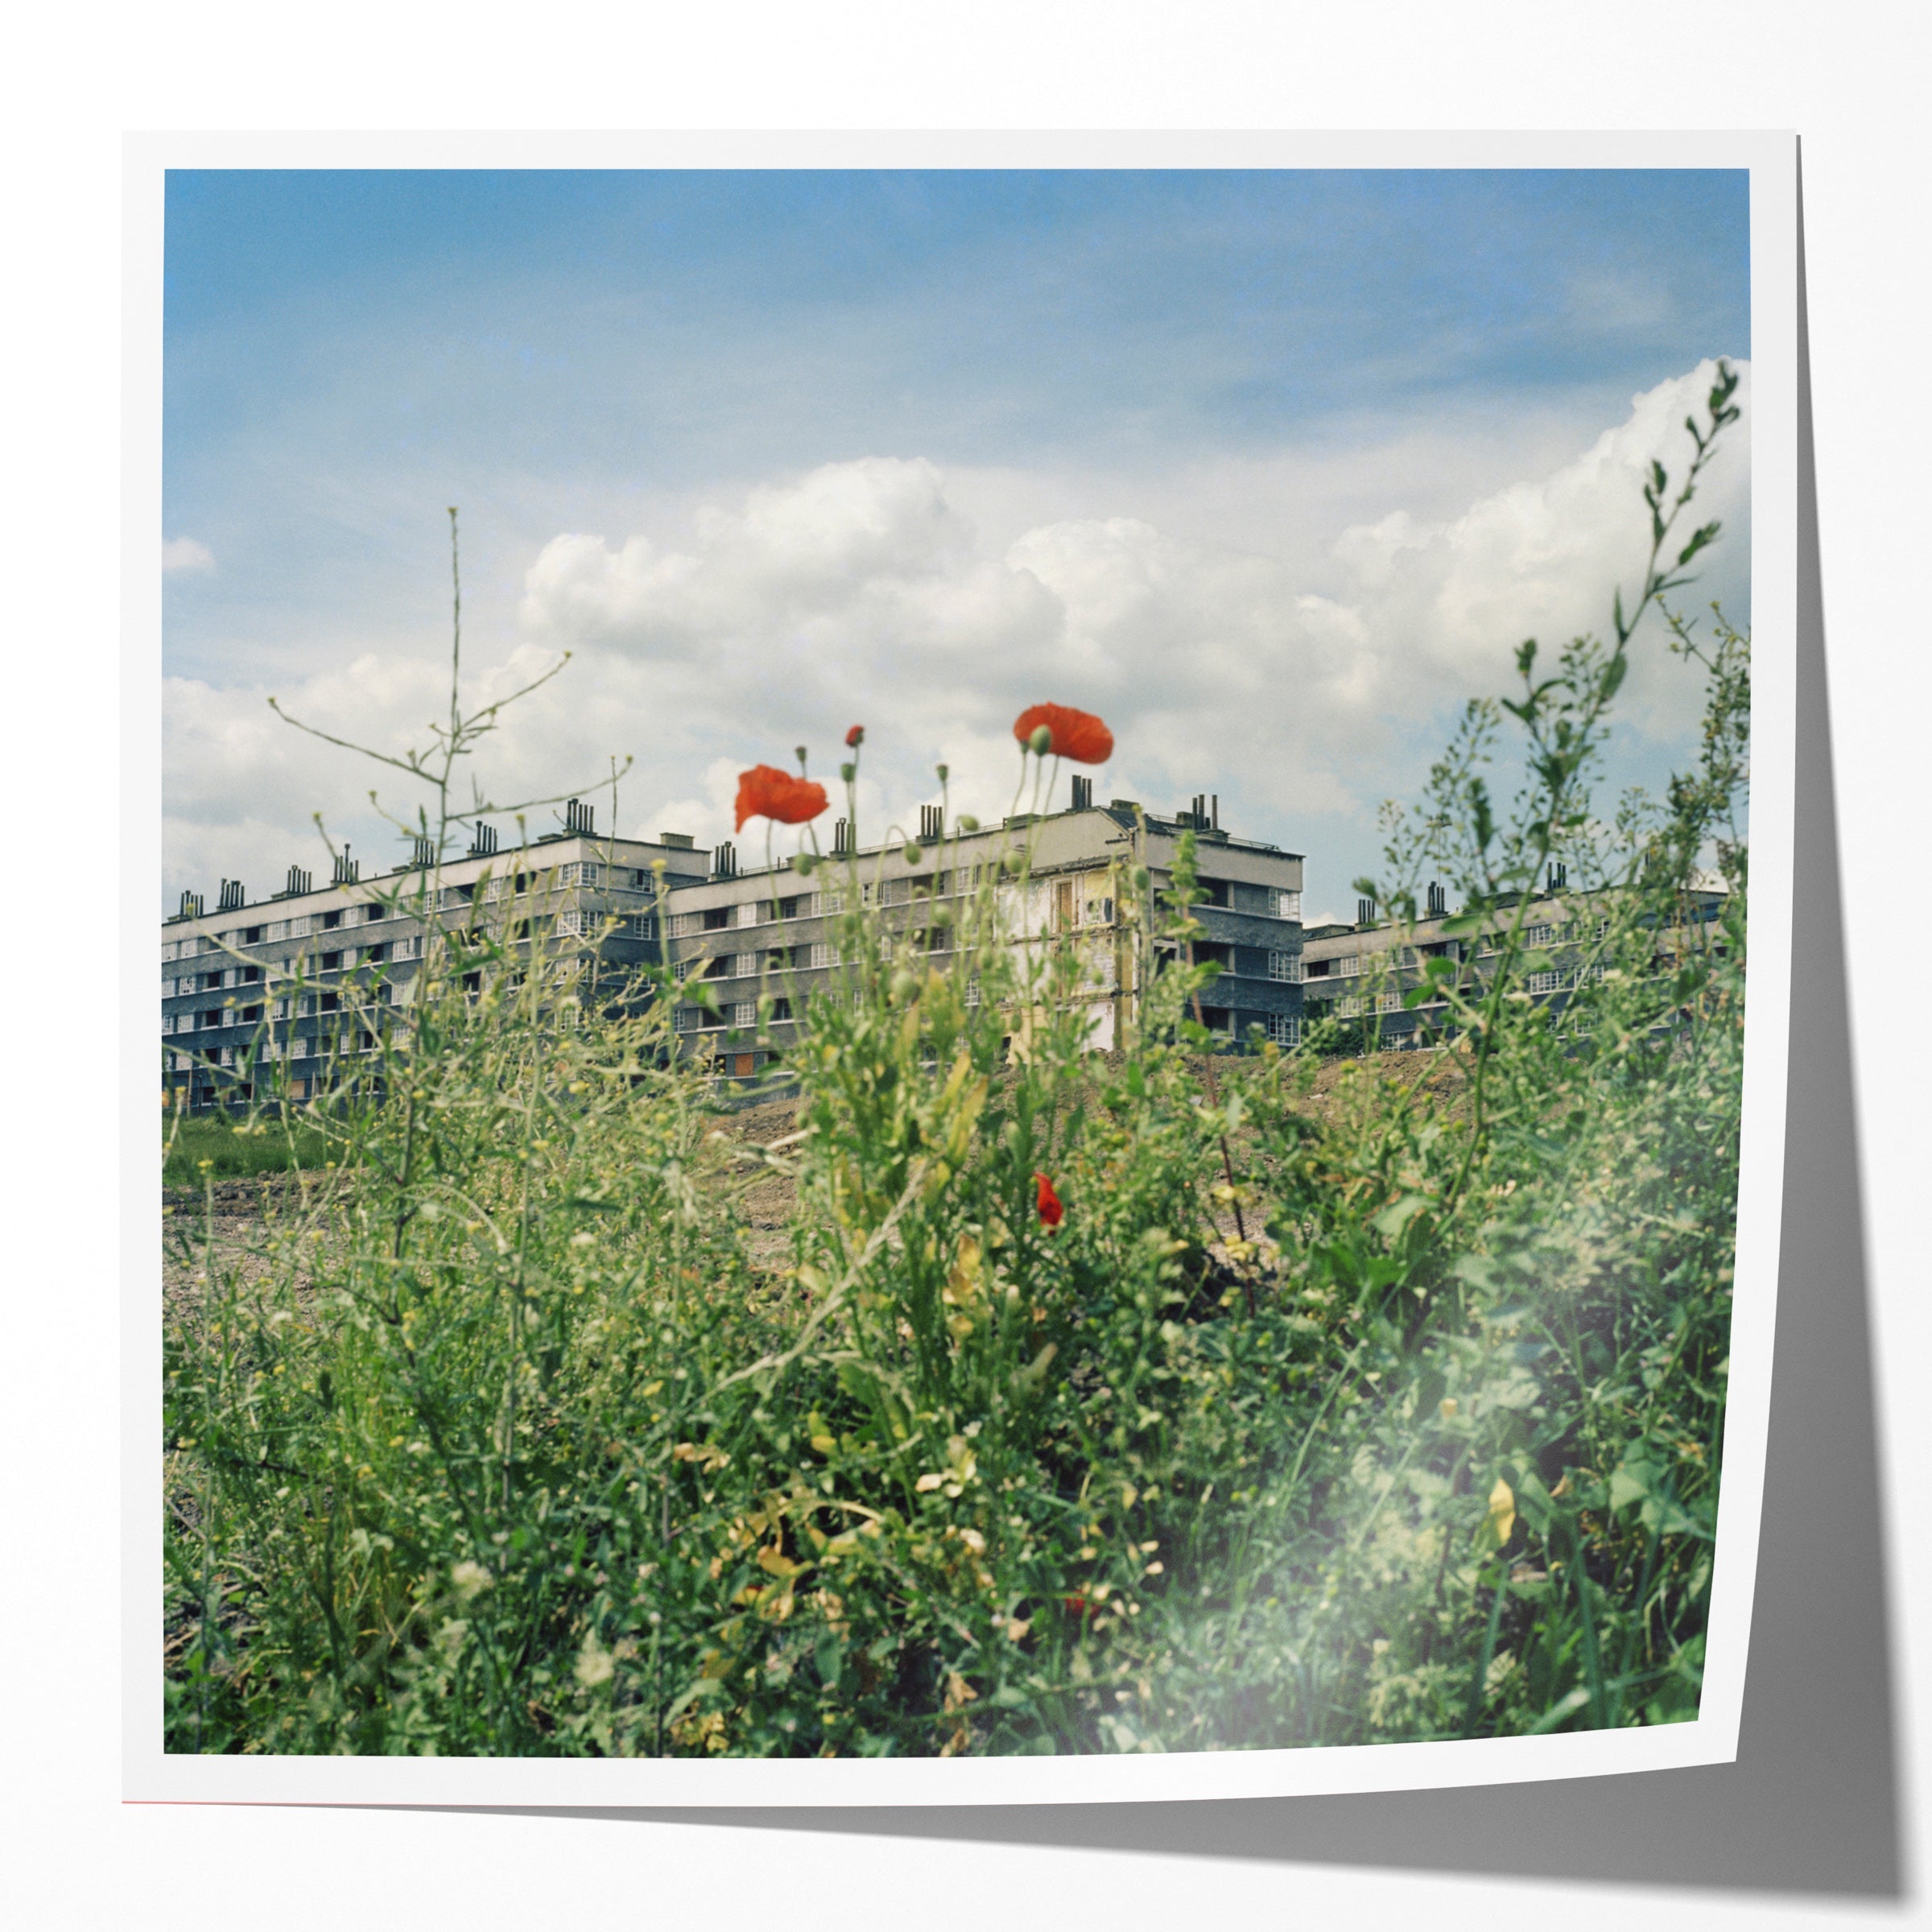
[1300,873,1730,1051]
[160,788,1305,1111]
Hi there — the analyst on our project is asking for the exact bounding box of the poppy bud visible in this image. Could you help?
[904,842,923,865]
[935,762,948,782]
[956,813,980,832]
[890,968,918,1005]
[840,762,857,785]
[845,724,865,749]
[794,852,818,877]
[1130,865,1150,893]
[795,745,808,770]
[1001,849,1025,875]
[1028,724,1053,756]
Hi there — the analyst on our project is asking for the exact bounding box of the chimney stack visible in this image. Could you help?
[1069,774,1092,811]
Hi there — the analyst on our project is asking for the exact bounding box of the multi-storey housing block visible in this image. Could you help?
[659,786,1305,1080]
[161,786,1305,1110]
[159,807,710,1113]
[1299,873,1730,1050]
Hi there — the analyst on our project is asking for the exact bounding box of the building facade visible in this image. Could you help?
[1299,875,1730,1050]
[658,792,1306,1080]
[161,792,1305,1110]
[160,810,710,1113]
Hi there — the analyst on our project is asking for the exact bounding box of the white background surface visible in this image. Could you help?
[6,2,1928,1924]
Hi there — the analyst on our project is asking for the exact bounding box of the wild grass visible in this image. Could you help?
[163,367,1748,1757]
[163,1113,332,1190]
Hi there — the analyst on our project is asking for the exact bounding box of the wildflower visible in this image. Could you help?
[734,764,828,832]
[845,724,865,748]
[1034,1170,1064,1228]
[1012,702,1113,765]
[450,1559,493,1601]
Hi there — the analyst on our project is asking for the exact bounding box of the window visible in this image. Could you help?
[1376,991,1402,1013]
[732,1001,757,1030]
[555,909,592,939]
[321,951,342,972]
[964,976,982,1008]
[483,877,510,902]
[361,943,386,965]
[1336,996,1364,1018]
[266,920,289,941]
[630,913,658,940]
[162,941,180,964]
[291,1035,311,1058]
[1335,954,1361,977]
[1266,1013,1300,1047]
[703,906,731,932]
[734,901,760,927]
[1267,950,1303,982]
[669,911,700,939]
[809,942,838,969]
[554,861,601,890]
[1525,923,1554,947]
[1529,969,1565,994]
[1273,889,1302,921]
[674,1005,700,1033]
[289,915,312,939]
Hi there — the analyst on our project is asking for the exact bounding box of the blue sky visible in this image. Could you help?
[162,168,1750,916]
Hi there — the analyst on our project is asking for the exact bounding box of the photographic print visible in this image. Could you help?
[131,134,1797,1802]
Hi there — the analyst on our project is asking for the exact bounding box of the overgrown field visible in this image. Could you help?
[163,369,1748,1757]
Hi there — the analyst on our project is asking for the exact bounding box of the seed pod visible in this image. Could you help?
[1028,724,1053,756]
[890,968,918,1005]
[904,842,924,865]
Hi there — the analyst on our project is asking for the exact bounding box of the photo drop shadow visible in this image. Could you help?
[398,150,1903,1899]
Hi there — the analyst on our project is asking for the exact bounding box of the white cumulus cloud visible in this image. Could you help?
[163,364,1750,906]
[163,536,216,575]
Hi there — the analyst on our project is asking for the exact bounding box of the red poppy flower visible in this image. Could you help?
[734,765,829,833]
[845,724,865,749]
[1034,1170,1064,1228]
[1012,703,1113,766]
[1063,1591,1098,1620]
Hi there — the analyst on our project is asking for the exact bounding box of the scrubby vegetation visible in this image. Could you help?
[163,367,1747,1757]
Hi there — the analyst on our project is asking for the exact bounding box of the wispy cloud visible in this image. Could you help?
[163,536,216,576]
